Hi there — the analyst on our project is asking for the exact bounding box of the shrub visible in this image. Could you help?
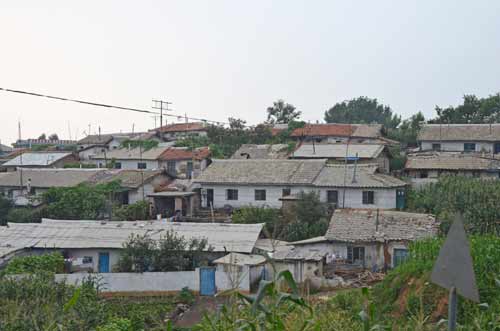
[176,287,195,305]
[3,252,65,275]
[112,201,150,221]
[5,207,41,223]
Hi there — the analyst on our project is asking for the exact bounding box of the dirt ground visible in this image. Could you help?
[175,295,230,328]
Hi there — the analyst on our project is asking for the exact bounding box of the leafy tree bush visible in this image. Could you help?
[407,176,500,234]
[5,207,42,223]
[266,99,301,124]
[112,201,150,221]
[430,93,500,124]
[232,206,282,237]
[0,195,13,224]
[117,230,212,272]
[120,139,159,151]
[2,253,65,275]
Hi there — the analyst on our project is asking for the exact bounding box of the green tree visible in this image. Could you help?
[2,253,64,275]
[324,96,401,129]
[38,133,47,140]
[48,133,59,141]
[267,99,301,124]
[0,195,13,225]
[387,111,425,147]
[430,93,500,124]
[232,207,283,238]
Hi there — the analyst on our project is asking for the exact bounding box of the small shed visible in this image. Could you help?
[213,252,267,292]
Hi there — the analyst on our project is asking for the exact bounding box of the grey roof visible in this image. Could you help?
[254,238,289,252]
[313,164,406,188]
[231,144,289,159]
[418,124,500,142]
[91,146,167,161]
[148,191,195,197]
[92,169,165,189]
[0,219,264,257]
[195,159,326,185]
[292,144,385,159]
[3,152,72,167]
[405,152,500,171]
[0,144,13,153]
[77,134,114,145]
[289,236,327,245]
[326,209,439,243]
[213,253,266,266]
[0,168,106,188]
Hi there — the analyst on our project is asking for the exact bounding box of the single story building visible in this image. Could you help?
[0,219,264,272]
[195,159,407,210]
[290,123,383,144]
[417,123,500,154]
[154,122,208,141]
[405,152,500,187]
[1,152,78,172]
[290,143,391,173]
[213,252,267,292]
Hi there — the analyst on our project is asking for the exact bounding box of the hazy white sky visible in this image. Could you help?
[1,1,499,145]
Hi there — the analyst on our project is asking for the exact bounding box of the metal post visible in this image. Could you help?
[448,286,457,331]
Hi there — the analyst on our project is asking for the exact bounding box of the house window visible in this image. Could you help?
[393,249,409,267]
[282,188,291,197]
[82,256,93,264]
[186,161,194,179]
[226,189,238,201]
[347,246,365,265]
[167,161,176,175]
[419,171,428,179]
[464,143,476,152]
[137,162,147,169]
[431,143,441,151]
[114,162,122,169]
[327,190,338,204]
[362,191,375,204]
[255,189,266,201]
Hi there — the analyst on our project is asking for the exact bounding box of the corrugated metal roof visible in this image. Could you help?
[3,152,72,167]
[0,220,264,257]
[0,168,106,188]
[272,245,325,261]
[292,144,385,159]
[325,209,438,242]
[213,252,266,266]
[418,124,500,142]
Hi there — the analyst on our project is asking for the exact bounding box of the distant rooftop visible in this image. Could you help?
[3,152,72,167]
[418,123,500,142]
[156,122,207,133]
[292,143,385,159]
[405,152,500,171]
[290,123,382,138]
[231,144,289,160]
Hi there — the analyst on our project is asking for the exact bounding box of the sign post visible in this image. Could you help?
[430,214,479,331]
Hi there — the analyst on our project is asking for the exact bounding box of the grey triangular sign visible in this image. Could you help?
[430,214,480,302]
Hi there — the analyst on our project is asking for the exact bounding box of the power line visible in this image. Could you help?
[0,87,246,127]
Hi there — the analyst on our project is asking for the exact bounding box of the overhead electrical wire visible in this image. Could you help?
[0,87,251,128]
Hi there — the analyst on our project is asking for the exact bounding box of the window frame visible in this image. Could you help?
[166,160,177,175]
[254,189,267,201]
[327,190,338,204]
[226,189,239,201]
[137,162,147,170]
[464,143,476,152]
[362,191,375,204]
[114,162,122,169]
[431,143,441,151]
[282,188,291,197]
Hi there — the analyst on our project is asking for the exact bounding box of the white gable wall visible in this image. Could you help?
[420,141,495,153]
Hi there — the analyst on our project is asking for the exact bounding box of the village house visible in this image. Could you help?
[90,146,211,178]
[76,134,136,161]
[0,168,170,207]
[0,219,264,273]
[290,143,391,173]
[195,159,407,210]
[1,151,78,172]
[213,253,267,292]
[231,144,290,159]
[290,123,385,144]
[153,122,208,141]
[405,152,500,187]
[418,123,500,154]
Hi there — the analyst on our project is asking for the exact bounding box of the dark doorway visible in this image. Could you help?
[206,189,214,208]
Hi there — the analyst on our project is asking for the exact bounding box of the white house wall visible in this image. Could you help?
[420,141,495,153]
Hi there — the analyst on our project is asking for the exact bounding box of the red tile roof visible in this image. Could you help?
[290,124,355,137]
[156,122,207,133]
[159,147,211,161]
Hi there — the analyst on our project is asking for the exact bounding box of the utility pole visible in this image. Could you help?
[152,99,173,129]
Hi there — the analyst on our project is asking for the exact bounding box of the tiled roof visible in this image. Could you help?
[418,124,500,141]
[405,152,500,171]
[195,159,326,185]
[313,164,406,188]
[272,245,326,261]
[159,147,211,161]
[157,122,207,133]
[91,146,168,161]
[292,143,385,159]
[213,253,266,266]
[91,169,166,189]
[326,209,438,242]
[290,124,382,138]
[231,144,289,159]
[77,134,115,145]
[3,152,72,167]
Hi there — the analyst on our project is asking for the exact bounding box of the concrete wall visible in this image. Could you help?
[93,159,160,170]
[55,267,250,293]
[202,184,399,210]
[420,141,496,153]
[66,248,122,272]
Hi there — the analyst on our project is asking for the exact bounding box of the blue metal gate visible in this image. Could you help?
[199,267,216,296]
[98,252,110,273]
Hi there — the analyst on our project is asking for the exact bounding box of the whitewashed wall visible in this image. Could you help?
[92,159,161,170]
[202,185,399,209]
[420,141,495,153]
[128,183,155,205]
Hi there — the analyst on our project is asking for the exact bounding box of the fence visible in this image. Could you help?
[55,268,250,294]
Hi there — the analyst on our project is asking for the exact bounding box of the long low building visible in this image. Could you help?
[0,219,264,272]
[405,152,500,187]
[195,159,407,210]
